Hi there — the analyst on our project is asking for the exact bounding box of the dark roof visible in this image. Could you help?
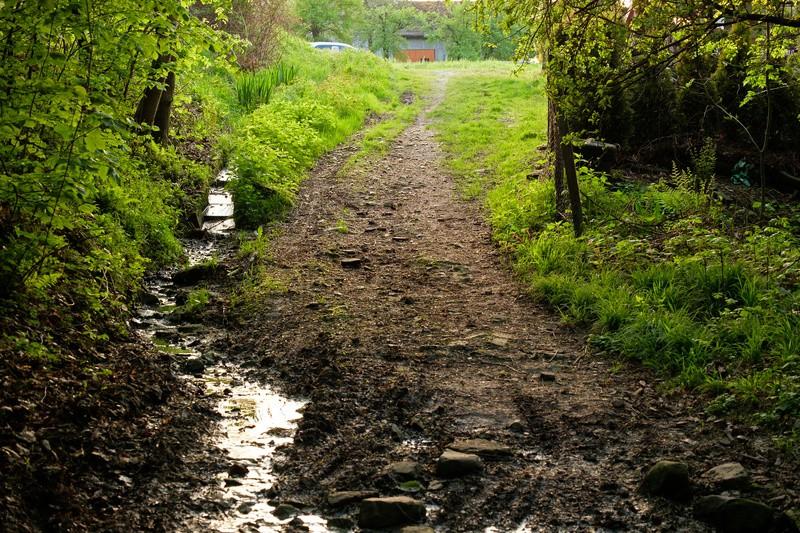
[400,30,426,38]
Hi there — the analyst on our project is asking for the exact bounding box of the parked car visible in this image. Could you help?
[310,42,355,52]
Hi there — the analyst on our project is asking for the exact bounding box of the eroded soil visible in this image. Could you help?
[219,74,800,530]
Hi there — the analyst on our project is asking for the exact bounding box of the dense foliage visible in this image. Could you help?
[474,0,800,164]
[0,0,231,357]
[295,0,364,41]
[292,0,520,62]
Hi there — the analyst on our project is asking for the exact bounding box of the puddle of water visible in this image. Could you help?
[201,170,236,235]
[134,168,330,531]
[485,523,531,533]
[200,369,329,532]
[202,217,236,234]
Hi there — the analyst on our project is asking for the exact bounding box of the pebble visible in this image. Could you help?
[428,480,444,491]
[326,516,355,529]
[701,462,750,490]
[539,372,557,382]
[358,496,426,529]
[507,420,525,433]
[448,438,512,457]
[273,503,299,520]
[640,460,691,501]
[227,463,248,478]
[436,450,483,477]
[182,358,206,375]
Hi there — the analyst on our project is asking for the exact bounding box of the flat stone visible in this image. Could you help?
[227,463,248,478]
[273,503,299,520]
[385,461,421,480]
[177,323,203,333]
[327,490,379,507]
[401,527,435,533]
[448,438,512,457]
[358,496,426,529]
[701,462,750,490]
[172,262,222,286]
[341,258,363,269]
[327,516,355,530]
[640,460,690,501]
[694,495,797,533]
[436,450,483,477]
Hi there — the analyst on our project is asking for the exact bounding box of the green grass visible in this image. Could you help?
[431,63,800,439]
[224,36,423,228]
[342,69,433,173]
[235,63,297,112]
[178,288,211,315]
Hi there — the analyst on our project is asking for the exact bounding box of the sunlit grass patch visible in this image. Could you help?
[431,64,800,437]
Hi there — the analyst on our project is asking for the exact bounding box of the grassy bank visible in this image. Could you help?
[222,36,423,228]
[430,64,800,444]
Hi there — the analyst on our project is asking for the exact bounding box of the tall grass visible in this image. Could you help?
[226,36,418,228]
[235,63,297,112]
[431,65,800,437]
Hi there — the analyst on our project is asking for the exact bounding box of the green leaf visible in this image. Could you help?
[397,480,424,493]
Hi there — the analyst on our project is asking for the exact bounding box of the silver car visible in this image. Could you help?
[310,42,355,52]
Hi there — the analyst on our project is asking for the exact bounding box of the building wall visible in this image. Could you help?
[402,37,447,61]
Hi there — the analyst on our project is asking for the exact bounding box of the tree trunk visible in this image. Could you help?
[134,55,174,145]
[557,114,583,237]
[153,71,175,145]
[548,97,566,217]
[133,81,162,128]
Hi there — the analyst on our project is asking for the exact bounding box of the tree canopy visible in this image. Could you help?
[296,0,364,41]
[359,1,428,59]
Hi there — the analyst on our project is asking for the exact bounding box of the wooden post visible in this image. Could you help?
[557,114,583,237]
[548,97,566,217]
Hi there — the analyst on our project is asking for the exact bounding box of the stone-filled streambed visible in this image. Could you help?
[131,170,328,531]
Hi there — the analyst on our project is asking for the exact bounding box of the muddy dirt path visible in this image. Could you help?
[219,74,798,532]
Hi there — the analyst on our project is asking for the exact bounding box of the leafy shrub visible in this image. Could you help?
[228,141,301,227]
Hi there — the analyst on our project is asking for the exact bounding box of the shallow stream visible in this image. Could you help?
[133,170,329,531]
